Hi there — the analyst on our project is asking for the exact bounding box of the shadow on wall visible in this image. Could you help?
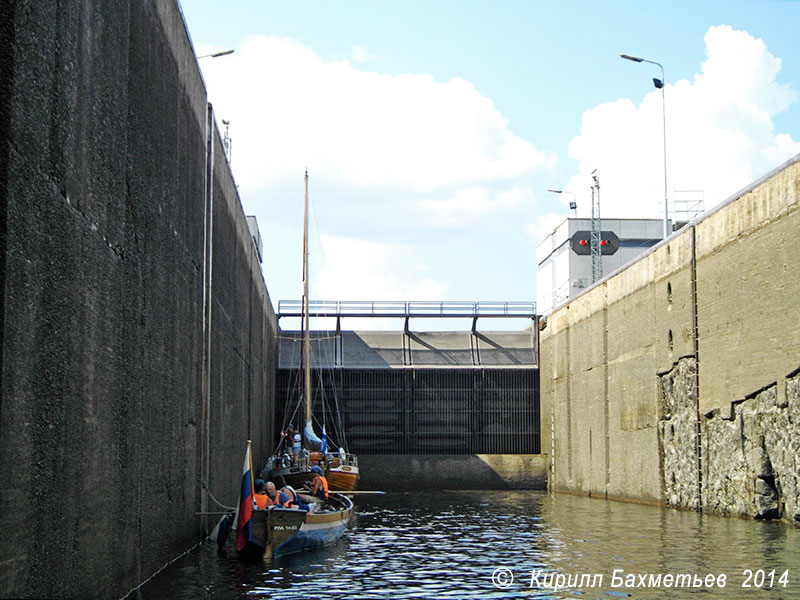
[358,454,548,491]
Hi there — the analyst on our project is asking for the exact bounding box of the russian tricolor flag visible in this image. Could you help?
[234,442,254,551]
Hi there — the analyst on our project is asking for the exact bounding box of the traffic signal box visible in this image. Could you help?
[569,231,620,255]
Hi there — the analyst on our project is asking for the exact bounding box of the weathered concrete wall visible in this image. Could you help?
[0,1,276,598]
[204,120,277,521]
[703,380,800,520]
[658,357,700,509]
[541,153,800,521]
[359,454,548,491]
[695,161,800,415]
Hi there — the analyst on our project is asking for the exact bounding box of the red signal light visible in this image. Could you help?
[601,239,607,246]
[579,239,588,246]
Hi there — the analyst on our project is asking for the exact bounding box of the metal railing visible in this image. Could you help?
[277,300,537,319]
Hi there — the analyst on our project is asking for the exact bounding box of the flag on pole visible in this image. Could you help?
[234,442,254,551]
[321,424,328,454]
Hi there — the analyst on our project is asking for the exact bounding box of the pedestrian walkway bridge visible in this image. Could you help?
[277,300,537,332]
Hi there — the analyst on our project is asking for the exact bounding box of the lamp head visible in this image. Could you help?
[198,49,235,59]
[620,53,643,62]
[652,78,664,89]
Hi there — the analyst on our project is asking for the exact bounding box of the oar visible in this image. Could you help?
[341,490,385,495]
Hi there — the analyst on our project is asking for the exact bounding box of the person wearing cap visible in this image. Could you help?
[253,479,269,509]
[291,427,302,460]
[309,465,329,501]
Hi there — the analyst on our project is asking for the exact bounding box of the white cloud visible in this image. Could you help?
[418,184,535,228]
[198,35,554,311]
[526,211,568,251]
[199,35,553,220]
[350,45,373,63]
[566,25,799,221]
[313,235,448,300]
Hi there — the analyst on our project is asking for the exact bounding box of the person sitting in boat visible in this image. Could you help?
[269,475,309,511]
[309,465,329,501]
[279,485,310,512]
[262,481,281,507]
[253,479,269,510]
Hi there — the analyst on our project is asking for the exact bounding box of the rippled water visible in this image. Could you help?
[135,491,800,599]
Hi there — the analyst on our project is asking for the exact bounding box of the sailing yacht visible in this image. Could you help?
[265,170,359,492]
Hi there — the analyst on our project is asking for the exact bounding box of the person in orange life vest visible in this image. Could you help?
[280,485,309,511]
[254,479,270,509]
[267,475,289,508]
[269,475,308,511]
[310,465,329,501]
[263,481,279,506]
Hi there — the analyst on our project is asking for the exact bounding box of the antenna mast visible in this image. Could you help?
[590,170,603,283]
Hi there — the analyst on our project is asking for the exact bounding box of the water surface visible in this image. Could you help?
[135,491,800,599]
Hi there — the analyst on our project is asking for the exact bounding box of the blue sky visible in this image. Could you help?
[179,1,800,328]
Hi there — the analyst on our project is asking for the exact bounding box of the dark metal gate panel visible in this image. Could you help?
[342,369,406,453]
[277,367,540,454]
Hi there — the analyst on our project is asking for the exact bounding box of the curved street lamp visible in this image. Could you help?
[547,188,577,217]
[198,49,235,59]
[620,53,669,239]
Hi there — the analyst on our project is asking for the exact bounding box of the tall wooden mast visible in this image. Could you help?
[303,169,312,425]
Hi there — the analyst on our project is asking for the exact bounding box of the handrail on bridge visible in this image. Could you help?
[276,300,537,319]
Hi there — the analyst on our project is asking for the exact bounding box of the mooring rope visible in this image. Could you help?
[118,540,203,599]
[202,475,237,511]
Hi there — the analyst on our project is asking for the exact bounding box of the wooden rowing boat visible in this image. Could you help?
[245,493,353,558]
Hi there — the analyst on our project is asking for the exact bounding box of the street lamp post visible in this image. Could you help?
[547,188,577,217]
[620,53,669,239]
[198,49,235,59]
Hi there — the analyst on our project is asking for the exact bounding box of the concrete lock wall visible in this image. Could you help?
[541,153,800,521]
[0,2,277,598]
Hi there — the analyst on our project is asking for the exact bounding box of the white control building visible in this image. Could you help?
[536,218,666,314]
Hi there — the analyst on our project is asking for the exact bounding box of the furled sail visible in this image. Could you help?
[303,419,323,450]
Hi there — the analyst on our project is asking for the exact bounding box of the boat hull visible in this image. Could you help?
[250,493,353,558]
[327,465,359,492]
[269,465,313,490]
[267,453,360,491]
